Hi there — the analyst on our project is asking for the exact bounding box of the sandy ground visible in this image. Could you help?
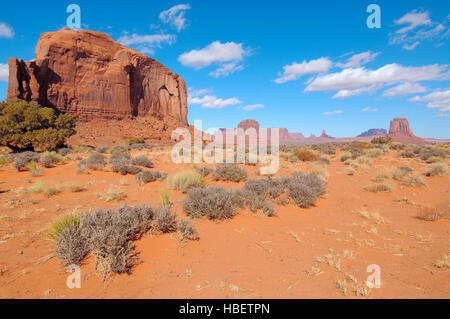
[0,147,448,299]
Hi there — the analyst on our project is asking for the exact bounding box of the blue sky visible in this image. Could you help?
[0,0,449,138]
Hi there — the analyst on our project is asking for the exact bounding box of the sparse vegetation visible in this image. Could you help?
[287,172,326,208]
[154,206,177,233]
[426,163,448,176]
[178,219,199,240]
[131,156,154,168]
[136,171,165,186]
[212,163,248,182]
[294,149,319,162]
[168,170,206,193]
[183,187,238,220]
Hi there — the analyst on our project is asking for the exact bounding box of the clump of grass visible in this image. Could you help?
[46,212,80,241]
[168,170,206,193]
[178,219,199,240]
[30,181,45,194]
[97,190,127,202]
[417,203,450,221]
[309,165,329,181]
[160,189,170,207]
[340,151,352,162]
[356,156,372,166]
[128,137,145,145]
[69,184,85,193]
[212,163,248,182]
[359,210,386,224]
[294,149,319,162]
[364,183,392,193]
[120,178,129,186]
[392,166,426,187]
[12,152,40,171]
[45,187,62,198]
[433,254,450,269]
[366,148,383,158]
[426,162,448,176]
[31,168,44,177]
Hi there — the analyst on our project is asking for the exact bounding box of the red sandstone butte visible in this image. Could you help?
[7,29,187,125]
[388,118,428,145]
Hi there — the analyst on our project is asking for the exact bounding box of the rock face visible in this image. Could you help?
[7,29,187,124]
[388,118,427,145]
[237,119,260,132]
[357,129,387,137]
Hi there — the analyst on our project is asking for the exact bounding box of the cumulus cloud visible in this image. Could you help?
[305,63,447,98]
[159,4,191,32]
[275,58,332,84]
[179,41,249,77]
[0,63,8,81]
[188,95,241,109]
[390,10,449,50]
[242,104,264,111]
[323,110,343,115]
[336,51,379,68]
[117,33,176,55]
[188,88,212,97]
[382,82,427,97]
[0,22,14,38]
[409,89,450,113]
[362,107,378,112]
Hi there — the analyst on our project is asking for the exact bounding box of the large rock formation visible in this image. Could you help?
[388,118,427,145]
[237,119,260,132]
[357,128,387,137]
[7,29,187,124]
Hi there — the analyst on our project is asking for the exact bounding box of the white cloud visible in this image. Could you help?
[275,58,332,84]
[117,33,176,46]
[409,89,450,113]
[362,107,378,112]
[188,95,241,109]
[209,62,244,78]
[336,51,379,68]
[159,4,191,32]
[0,22,14,38]
[179,41,249,77]
[188,88,212,97]
[382,82,427,97]
[305,63,447,98]
[394,10,431,34]
[390,10,448,50]
[117,33,176,55]
[242,104,264,111]
[323,110,343,115]
[0,63,8,81]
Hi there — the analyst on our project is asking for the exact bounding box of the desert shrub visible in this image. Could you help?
[426,156,443,164]
[97,190,127,202]
[183,187,238,220]
[212,163,248,182]
[371,136,392,144]
[39,151,61,168]
[69,184,85,193]
[131,156,154,168]
[390,142,404,150]
[111,161,142,175]
[96,146,110,154]
[31,167,44,177]
[350,141,374,149]
[47,213,80,241]
[168,170,206,193]
[109,149,131,163]
[426,163,448,176]
[418,203,450,221]
[128,137,145,145]
[340,152,352,162]
[309,165,329,181]
[0,100,76,151]
[350,148,364,159]
[316,157,330,165]
[195,166,214,177]
[289,155,300,163]
[11,151,40,171]
[400,151,415,158]
[419,149,447,161]
[154,206,177,233]
[135,171,164,186]
[85,152,106,171]
[366,149,383,158]
[356,156,372,166]
[45,187,62,198]
[294,149,319,162]
[287,172,326,208]
[178,219,199,240]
